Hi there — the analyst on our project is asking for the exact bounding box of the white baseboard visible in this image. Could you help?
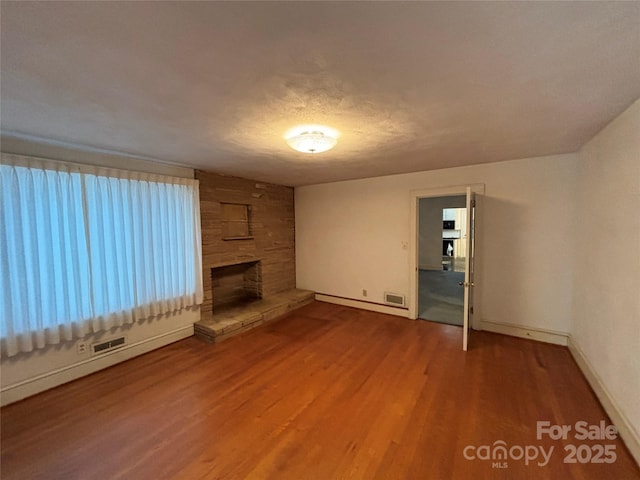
[567,335,640,466]
[480,320,568,346]
[315,294,410,318]
[0,325,194,406]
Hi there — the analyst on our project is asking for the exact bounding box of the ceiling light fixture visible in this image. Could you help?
[285,125,339,154]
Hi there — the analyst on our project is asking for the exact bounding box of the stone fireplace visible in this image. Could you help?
[194,169,313,344]
[211,260,262,312]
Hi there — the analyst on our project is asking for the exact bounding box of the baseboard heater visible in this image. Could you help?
[384,292,406,307]
[92,336,126,355]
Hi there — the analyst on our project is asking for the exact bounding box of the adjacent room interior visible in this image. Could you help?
[1,2,639,479]
[418,196,467,326]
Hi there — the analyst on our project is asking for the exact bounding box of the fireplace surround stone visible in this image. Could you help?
[194,170,309,343]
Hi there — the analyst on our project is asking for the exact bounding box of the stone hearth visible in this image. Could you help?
[194,289,314,343]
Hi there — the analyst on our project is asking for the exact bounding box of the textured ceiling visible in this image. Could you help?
[2,2,639,186]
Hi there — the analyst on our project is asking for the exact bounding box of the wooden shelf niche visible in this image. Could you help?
[221,202,253,240]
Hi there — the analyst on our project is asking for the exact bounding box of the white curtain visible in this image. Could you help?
[0,154,203,357]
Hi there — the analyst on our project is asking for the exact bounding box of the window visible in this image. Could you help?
[0,154,203,357]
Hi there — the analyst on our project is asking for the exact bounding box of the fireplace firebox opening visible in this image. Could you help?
[211,260,262,312]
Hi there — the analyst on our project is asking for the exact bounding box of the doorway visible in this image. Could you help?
[409,184,483,351]
[417,197,466,326]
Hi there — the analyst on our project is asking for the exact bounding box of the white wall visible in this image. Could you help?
[296,153,579,334]
[1,309,198,405]
[0,143,199,405]
[572,98,640,455]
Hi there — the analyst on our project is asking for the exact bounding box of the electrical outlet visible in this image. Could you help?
[77,341,88,355]
[362,289,367,297]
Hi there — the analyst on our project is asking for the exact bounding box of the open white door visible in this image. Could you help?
[462,187,476,351]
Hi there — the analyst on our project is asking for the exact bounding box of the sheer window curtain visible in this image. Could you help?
[0,154,203,357]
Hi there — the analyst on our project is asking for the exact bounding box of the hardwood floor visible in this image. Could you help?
[2,301,639,479]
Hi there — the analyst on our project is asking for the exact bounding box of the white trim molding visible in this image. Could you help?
[480,320,568,346]
[315,294,410,318]
[0,325,194,407]
[567,335,640,466]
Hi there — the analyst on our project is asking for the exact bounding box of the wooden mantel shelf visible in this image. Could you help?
[222,236,254,241]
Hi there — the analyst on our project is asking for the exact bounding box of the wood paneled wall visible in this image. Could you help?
[196,170,296,321]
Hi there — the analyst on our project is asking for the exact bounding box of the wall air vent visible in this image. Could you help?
[384,292,405,307]
[92,336,126,355]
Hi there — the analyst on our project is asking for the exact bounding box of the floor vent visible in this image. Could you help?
[384,292,405,307]
[92,336,126,355]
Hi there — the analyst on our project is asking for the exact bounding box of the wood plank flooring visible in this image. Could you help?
[2,301,639,479]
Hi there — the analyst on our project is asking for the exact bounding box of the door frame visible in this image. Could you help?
[408,184,485,327]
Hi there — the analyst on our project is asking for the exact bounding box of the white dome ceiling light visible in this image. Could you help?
[285,125,339,154]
